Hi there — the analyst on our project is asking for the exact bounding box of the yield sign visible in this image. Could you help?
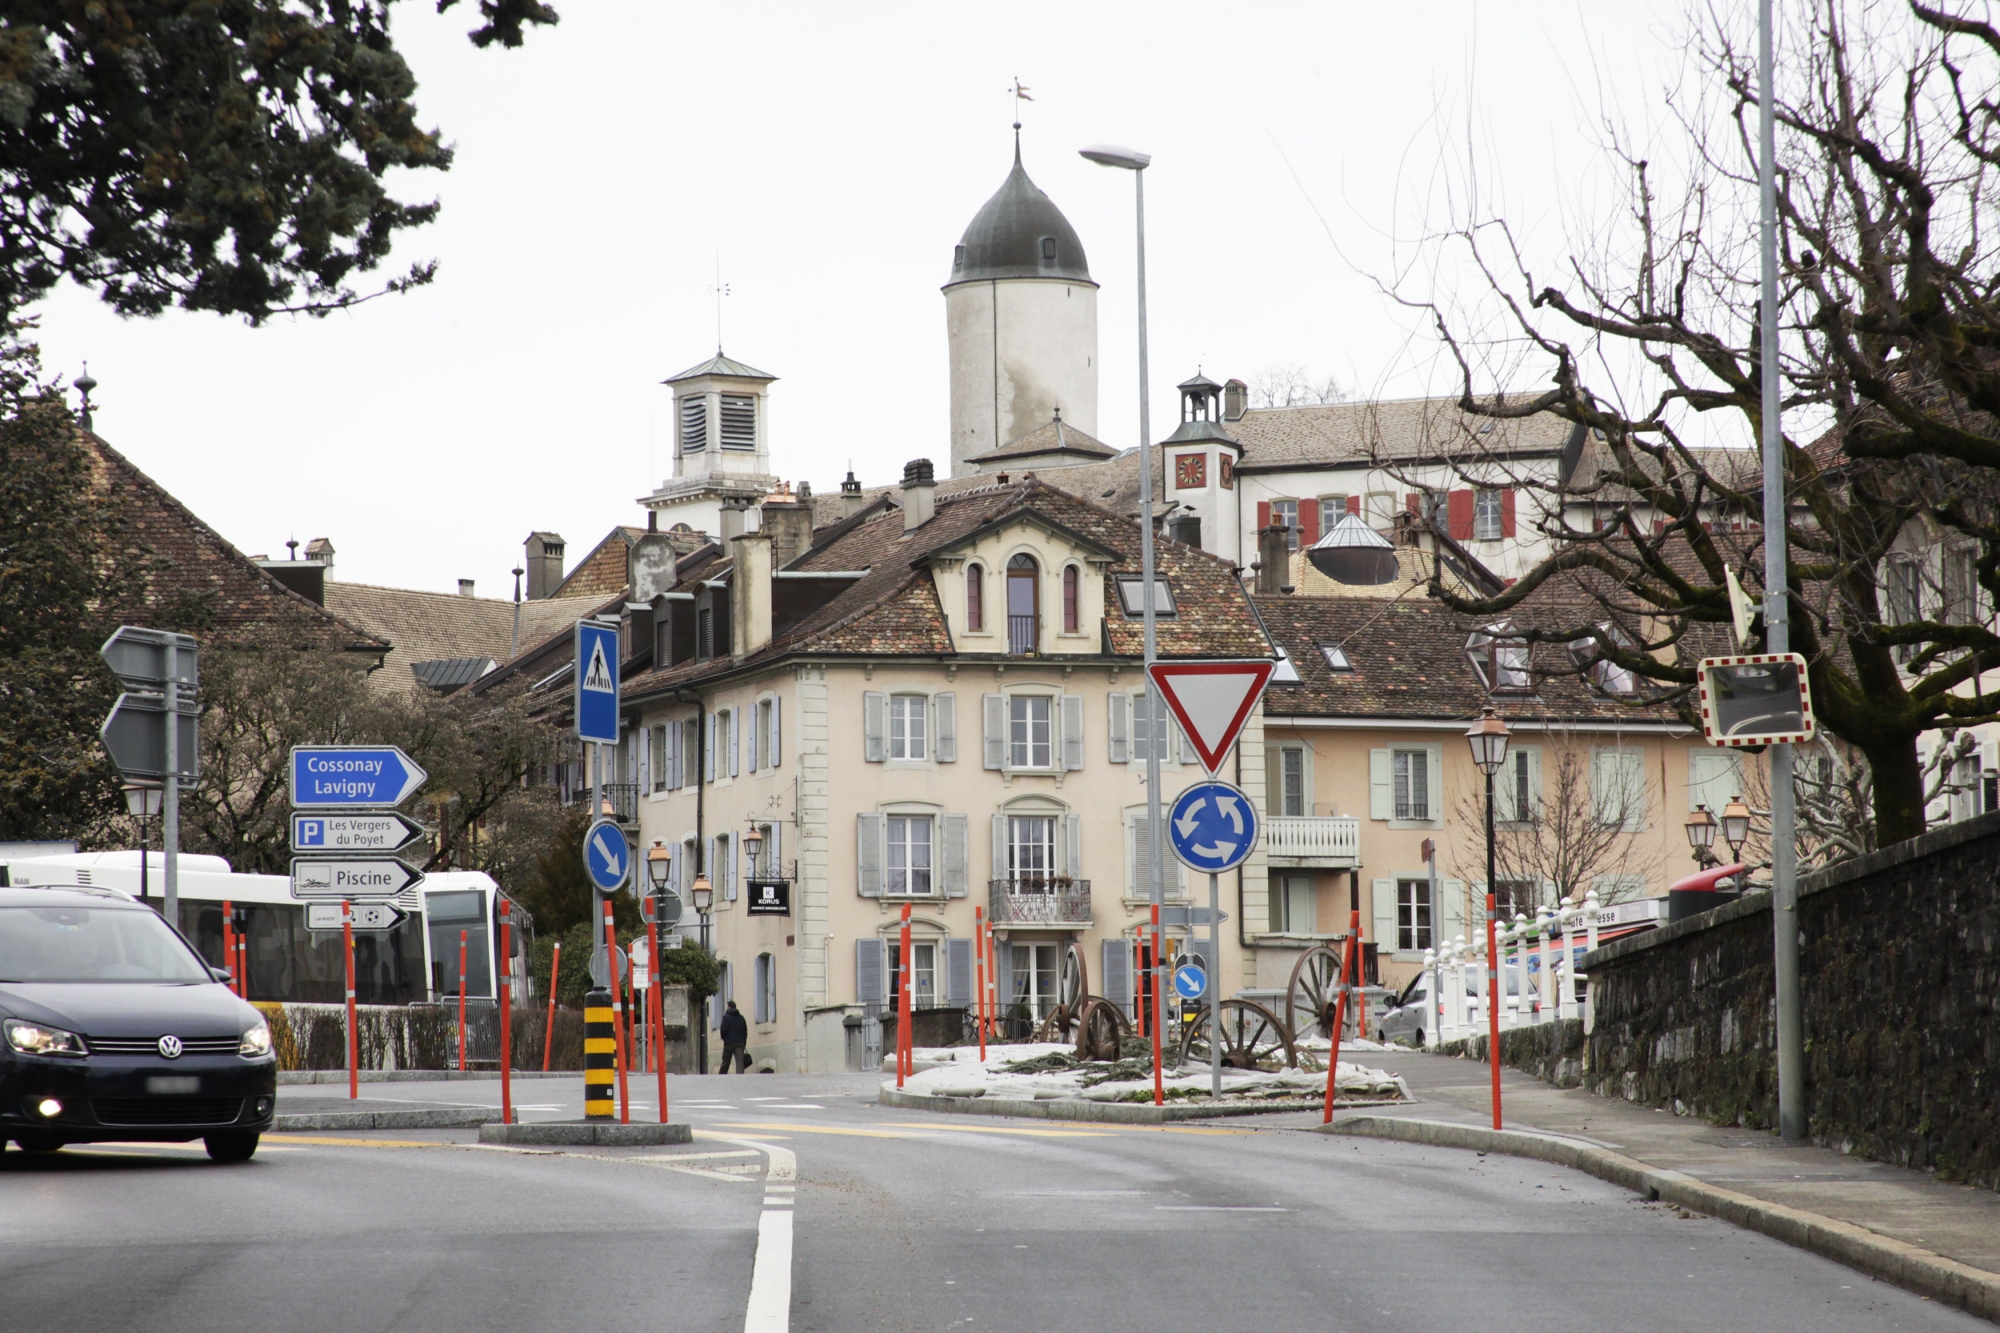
[1147,659,1276,774]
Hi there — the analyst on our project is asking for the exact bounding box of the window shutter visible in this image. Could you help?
[1298,500,1320,546]
[705,715,716,782]
[747,705,759,773]
[665,720,680,791]
[1131,815,1152,895]
[683,719,698,787]
[769,697,781,768]
[856,813,883,896]
[1368,749,1393,820]
[1101,940,1132,1015]
[1176,715,1197,766]
[946,938,973,1008]
[1371,878,1399,954]
[991,814,1008,882]
[863,691,887,763]
[1524,747,1543,822]
[1062,694,1084,771]
[994,941,1014,1009]
[728,709,739,778]
[942,813,969,897]
[1500,489,1517,537]
[1425,744,1443,823]
[1067,814,1082,876]
[1107,691,1130,763]
[983,694,1005,770]
[934,692,957,763]
[855,938,885,1006]
[1440,878,1466,941]
[1448,489,1474,540]
[1256,501,1271,530]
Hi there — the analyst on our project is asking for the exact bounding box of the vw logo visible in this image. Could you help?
[157,1035,183,1059]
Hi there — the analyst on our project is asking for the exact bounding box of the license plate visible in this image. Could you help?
[145,1076,200,1095]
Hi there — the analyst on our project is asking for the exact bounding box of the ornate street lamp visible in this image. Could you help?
[1463,705,1511,1129]
[1720,795,1752,861]
[743,825,765,880]
[123,782,162,905]
[1685,803,1718,868]
[690,873,714,954]
[645,839,672,893]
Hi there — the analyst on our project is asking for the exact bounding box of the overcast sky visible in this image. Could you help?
[36,0,1696,596]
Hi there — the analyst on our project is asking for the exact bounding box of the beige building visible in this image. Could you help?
[618,464,1272,1072]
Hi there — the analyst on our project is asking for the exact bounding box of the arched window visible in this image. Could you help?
[966,564,984,632]
[1062,565,1080,633]
[1007,555,1039,655]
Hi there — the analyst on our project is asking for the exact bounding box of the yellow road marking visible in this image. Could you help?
[712,1122,928,1140]
[266,1134,445,1149]
[876,1121,1115,1139]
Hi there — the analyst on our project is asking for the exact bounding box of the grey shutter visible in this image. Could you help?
[705,714,716,783]
[991,814,1009,882]
[856,813,884,896]
[728,709,740,778]
[684,719,698,787]
[665,718,680,791]
[942,813,970,897]
[855,938,886,1005]
[1107,691,1130,763]
[1132,815,1151,896]
[1061,694,1084,771]
[934,692,957,763]
[769,697,782,769]
[983,694,1005,770]
[1101,939,1132,1014]
[747,704,759,773]
[1066,813,1082,876]
[994,940,1014,1009]
[1425,743,1443,824]
[1368,749,1393,819]
[863,691,887,763]
[1372,877,1399,952]
[767,821,782,879]
[946,938,973,1007]
[1131,691,1152,762]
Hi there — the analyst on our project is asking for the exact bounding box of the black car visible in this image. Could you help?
[0,886,277,1161]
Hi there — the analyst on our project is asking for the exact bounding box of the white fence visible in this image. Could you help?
[1428,891,1604,1044]
[1264,816,1361,864]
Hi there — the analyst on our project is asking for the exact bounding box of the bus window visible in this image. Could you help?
[427,890,492,999]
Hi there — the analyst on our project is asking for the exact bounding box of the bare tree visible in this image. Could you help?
[1392,1,2000,846]
[1248,364,1348,408]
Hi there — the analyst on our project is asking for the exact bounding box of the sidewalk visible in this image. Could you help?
[1342,1049,2000,1317]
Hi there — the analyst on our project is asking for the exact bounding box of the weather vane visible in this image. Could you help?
[710,253,730,355]
[1011,76,1033,131]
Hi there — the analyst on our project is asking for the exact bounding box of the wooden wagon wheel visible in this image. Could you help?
[1175,998,1300,1072]
[1072,996,1129,1062]
[1031,943,1092,1042]
[1284,944,1346,1044]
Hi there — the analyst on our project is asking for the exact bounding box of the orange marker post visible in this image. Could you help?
[974,906,987,1061]
[1322,910,1361,1123]
[342,900,359,1101]
[1352,917,1366,1042]
[648,913,668,1123]
[221,900,236,996]
[604,901,631,1123]
[237,921,250,999]
[457,929,470,1073]
[542,941,561,1072]
[498,902,514,1125]
[1150,904,1164,1107]
[897,903,914,1086]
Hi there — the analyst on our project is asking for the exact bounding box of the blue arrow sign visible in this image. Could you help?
[575,621,621,745]
[290,746,428,808]
[1173,962,1208,1000]
[1167,779,1259,874]
[583,818,631,892]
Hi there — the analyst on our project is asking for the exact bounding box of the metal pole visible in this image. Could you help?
[589,740,605,982]
[163,673,179,930]
[1208,871,1221,1099]
[1485,769,1502,1130]
[1134,165,1166,1065]
[1759,0,1805,1143]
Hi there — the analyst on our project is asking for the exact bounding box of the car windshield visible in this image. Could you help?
[0,905,213,984]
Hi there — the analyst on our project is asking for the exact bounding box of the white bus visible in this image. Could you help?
[0,851,530,1007]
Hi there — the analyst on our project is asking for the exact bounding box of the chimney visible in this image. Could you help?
[730,530,774,656]
[761,485,815,570]
[1166,513,1202,547]
[1256,524,1290,595]
[719,498,751,544]
[628,527,678,603]
[458,579,476,598]
[840,469,866,518]
[901,458,936,532]
[1223,378,1249,422]
[524,532,566,600]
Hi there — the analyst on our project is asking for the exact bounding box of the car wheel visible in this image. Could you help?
[13,1132,63,1153]
[204,1132,260,1163]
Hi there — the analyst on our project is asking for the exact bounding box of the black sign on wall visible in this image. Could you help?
[745,878,791,917]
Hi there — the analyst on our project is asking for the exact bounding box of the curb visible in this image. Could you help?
[879,1086,1401,1124]
[1327,1115,2000,1324]
[478,1121,693,1146]
[273,1107,501,1131]
[277,1071,578,1085]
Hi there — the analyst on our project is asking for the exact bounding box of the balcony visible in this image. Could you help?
[1264,815,1361,867]
[569,781,639,826]
[988,877,1091,930]
[1008,614,1038,656]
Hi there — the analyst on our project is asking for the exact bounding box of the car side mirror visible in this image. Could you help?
[210,967,234,984]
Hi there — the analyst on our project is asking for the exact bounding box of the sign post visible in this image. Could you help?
[575,618,622,998]
[100,627,199,927]
[1167,779,1260,1100]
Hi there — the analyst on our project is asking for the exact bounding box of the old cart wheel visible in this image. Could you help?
[1031,943,1092,1043]
[1285,945,1346,1044]
[1072,996,1129,1062]
[1176,998,1299,1072]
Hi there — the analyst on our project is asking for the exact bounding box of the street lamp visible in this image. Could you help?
[1463,705,1511,1130]
[123,782,163,905]
[1080,139,1164,1062]
[690,873,714,954]
[645,839,672,893]
[1685,803,1718,868]
[743,825,764,880]
[1720,794,1751,861]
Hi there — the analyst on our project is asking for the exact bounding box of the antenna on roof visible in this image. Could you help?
[710,254,730,355]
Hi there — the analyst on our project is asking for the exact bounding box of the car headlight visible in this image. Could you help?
[4,1018,89,1057]
[238,1022,272,1058]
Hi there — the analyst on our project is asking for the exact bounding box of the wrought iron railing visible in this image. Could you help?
[988,877,1091,926]
[1008,614,1038,655]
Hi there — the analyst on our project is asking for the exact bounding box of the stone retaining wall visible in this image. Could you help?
[1438,1018,1587,1088]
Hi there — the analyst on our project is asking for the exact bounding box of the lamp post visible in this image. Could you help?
[1720,795,1752,881]
[1464,705,1511,1130]
[646,839,672,895]
[743,825,764,882]
[1685,803,1718,869]
[122,782,163,907]
[691,874,714,954]
[1079,141,1164,1060]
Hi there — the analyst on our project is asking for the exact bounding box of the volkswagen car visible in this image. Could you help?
[0,886,277,1161]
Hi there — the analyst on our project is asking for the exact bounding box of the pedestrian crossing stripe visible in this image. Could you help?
[582,638,614,692]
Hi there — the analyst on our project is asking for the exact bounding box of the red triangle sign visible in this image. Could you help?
[1147,659,1276,774]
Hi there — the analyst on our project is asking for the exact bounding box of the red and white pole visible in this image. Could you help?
[342,900,358,1101]
[457,928,469,1073]
[648,913,668,1123]
[604,900,631,1123]
[896,903,914,1085]
[1322,910,1361,1123]
[222,899,236,996]
[498,902,514,1125]
[542,941,561,1072]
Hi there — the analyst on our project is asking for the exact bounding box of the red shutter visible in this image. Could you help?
[1348,495,1362,516]
[1257,501,1271,531]
[1299,499,1320,546]
[1448,490,1474,540]
[1405,493,1420,515]
[1500,488,1516,537]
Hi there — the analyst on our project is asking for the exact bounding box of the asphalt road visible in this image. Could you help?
[1,1072,1984,1333]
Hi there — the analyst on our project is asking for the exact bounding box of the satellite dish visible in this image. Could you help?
[1304,513,1400,585]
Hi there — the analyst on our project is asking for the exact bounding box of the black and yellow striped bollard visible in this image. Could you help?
[584,986,616,1120]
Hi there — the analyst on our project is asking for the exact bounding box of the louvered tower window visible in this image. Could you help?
[679,396,707,453]
[720,395,757,450]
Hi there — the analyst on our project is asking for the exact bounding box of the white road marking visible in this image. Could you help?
[699,1132,797,1333]
[1154,1205,1289,1212]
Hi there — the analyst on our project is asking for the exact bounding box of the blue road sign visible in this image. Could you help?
[583,818,631,892]
[1173,961,1208,1000]
[575,621,621,744]
[290,746,428,808]
[1167,780,1259,874]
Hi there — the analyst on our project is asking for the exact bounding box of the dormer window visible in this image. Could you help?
[1319,644,1352,672]
[679,396,707,454]
[1040,237,1057,263]
[719,395,756,451]
[1571,625,1638,695]
[1115,577,1176,617]
[1466,623,1531,691]
[954,244,966,270]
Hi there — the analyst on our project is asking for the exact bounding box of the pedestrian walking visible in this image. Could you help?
[718,999,750,1073]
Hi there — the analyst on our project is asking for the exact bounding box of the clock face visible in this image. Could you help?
[1175,453,1206,489]
[1219,457,1234,490]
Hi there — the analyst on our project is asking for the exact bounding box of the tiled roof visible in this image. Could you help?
[1228,395,1577,471]
[83,431,387,655]
[966,415,1117,465]
[809,449,1157,532]
[325,582,600,698]
[550,525,709,600]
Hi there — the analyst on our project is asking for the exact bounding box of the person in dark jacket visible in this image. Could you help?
[718,1000,750,1073]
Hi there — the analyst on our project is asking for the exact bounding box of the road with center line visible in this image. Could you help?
[1,1072,1985,1333]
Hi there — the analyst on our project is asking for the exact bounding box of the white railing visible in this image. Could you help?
[1264,815,1361,864]
[1428,891,1605,1045]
